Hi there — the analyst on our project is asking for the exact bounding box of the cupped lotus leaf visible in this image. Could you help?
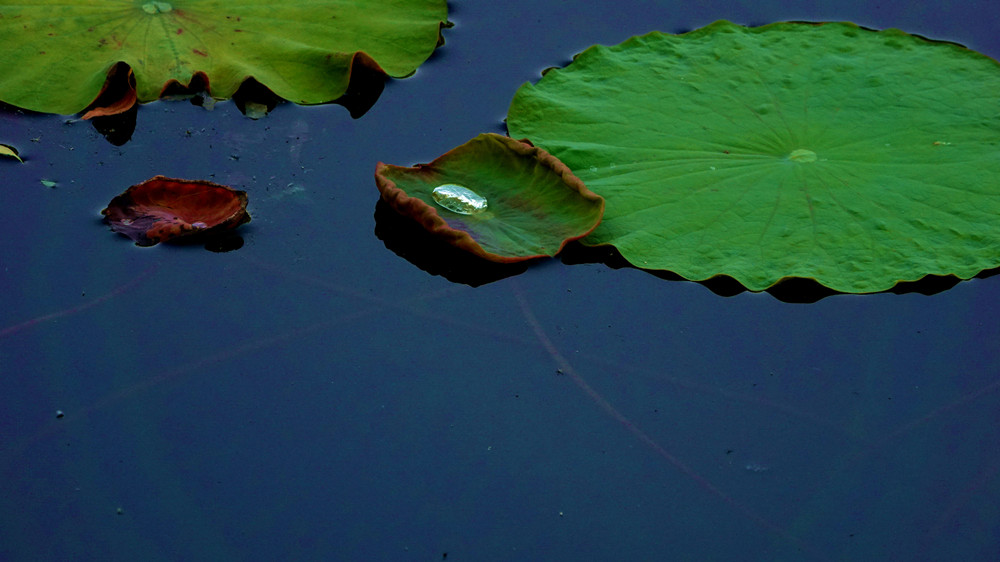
[0,0,448,115]
[102,175,250,246]
[375,133,604,262]
[507,21,1000,293]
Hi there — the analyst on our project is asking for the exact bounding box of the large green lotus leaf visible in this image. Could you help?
[0,0,448,114]
[507,21,1000,293]
[375,133,604,262]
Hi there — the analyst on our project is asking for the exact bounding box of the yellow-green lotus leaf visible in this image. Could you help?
[0,0,448,114]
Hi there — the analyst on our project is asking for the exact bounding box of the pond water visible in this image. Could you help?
[2,1,999,560]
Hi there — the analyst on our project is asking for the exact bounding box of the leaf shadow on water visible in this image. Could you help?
[66,52,392,147]
[558,243,1000,303]
[373,198,530,286]
[372,199,1000,302]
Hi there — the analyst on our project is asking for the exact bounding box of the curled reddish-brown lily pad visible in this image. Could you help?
[375,134,604,262]
[102,175,250,247]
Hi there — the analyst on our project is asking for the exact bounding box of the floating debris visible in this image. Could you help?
[0,143,22,163]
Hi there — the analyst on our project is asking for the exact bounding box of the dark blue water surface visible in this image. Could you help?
[2,1,999,560]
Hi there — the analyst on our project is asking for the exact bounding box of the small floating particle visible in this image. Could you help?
[788,148,817,163]
[244,102,269,120]
[431,184,488,215]
[55,410,64,418]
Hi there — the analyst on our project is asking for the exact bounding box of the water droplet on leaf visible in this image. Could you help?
[788,149,817,163]
[431,184,488,215]
[141,2,172,14]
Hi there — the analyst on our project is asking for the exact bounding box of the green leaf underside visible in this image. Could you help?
[0,0,447,114]
[376,134,604,262]
[507,21,1000,293]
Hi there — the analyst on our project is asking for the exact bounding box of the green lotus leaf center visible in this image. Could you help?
[141,2,172,14]
[787,148,817,163]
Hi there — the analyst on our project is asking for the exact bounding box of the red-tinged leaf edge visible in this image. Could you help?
[375,133,605,263]
[102,175,250,247]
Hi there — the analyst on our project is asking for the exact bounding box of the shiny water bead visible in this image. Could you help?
[788,148,817,163]
[431,184,488,215]
[141,1,172,14]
